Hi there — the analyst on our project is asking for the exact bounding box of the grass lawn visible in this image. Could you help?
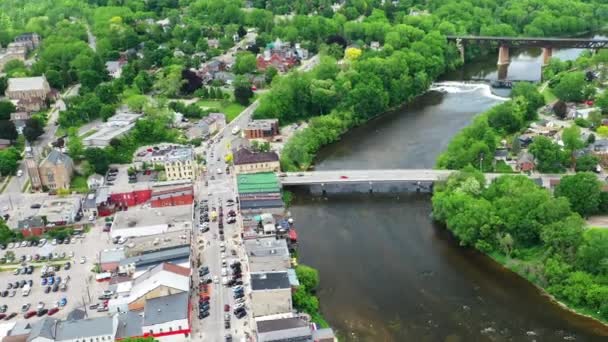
[494,160,515,173]
[70,175,88,193]
[196,100,245,122]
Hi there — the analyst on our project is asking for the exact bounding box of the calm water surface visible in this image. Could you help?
[289,47,608,341]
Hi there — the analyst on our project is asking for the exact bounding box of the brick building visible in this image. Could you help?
[150,185,194,208]
[244,119,279,140]
[27,149,74,191]
[233,148,280,174]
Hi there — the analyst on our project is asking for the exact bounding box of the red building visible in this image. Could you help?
[256,52,297,72]
[18,216,46,237]
[110,189,152,207]
[150,185,194,208]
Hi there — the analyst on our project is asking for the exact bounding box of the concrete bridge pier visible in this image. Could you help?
[542,47,553,66]
[497,45,510,80]
[497,45,510,65]
[456,38,465,63]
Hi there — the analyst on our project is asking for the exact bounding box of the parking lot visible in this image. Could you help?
[0,220,115,322]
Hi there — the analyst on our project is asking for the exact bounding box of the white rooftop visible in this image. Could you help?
[7,76,48,92]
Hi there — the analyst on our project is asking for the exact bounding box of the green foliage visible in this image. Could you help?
[574,118,591,128]
[292,264,326,327]
[575,154,599,172]
[23,118,44,142]
[433,171,608,320]
[0,219,16,244]
[0,101,16,121]
[0,147,20,175]
[233,76,254,106]
[552,72,586,102]
[554,172,602,217]
[511,83,544,121]
[0,120,17,141]
[528,136,568,173]
[233,52,257,74]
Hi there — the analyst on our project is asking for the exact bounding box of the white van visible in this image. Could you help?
[22,285,31,296]
[16,170,23,177]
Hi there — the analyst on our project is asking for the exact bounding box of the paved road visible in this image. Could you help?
[193,101,258,341]
[86,24,97,51]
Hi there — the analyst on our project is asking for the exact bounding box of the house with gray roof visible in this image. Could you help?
[29,149,74,191]
[54,316,118,342]
[143,292,189,327]
[256,317,312,342]
[27,317,58,342]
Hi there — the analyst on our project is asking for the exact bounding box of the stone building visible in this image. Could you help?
[27,149,74,191]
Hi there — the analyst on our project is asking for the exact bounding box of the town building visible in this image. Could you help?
[150,185,194,208]
[233,148,280,174]
[141,292,191,338]
[5,76,52,112]
[9,111,30,133]
[0,33,40,72]
[100,248,127,272]
[36,196,81,226]
[23,315,119,342]
[517,152,535,172]
[164,147,196,181]
[237,172,284,214]
[256,39,308,72]
[186,113,227,139]
[110,204,192,238]
[124,229,191,258]
[244,119,280,140]
[106,60,126,78]
[109,262,190,312]
[251,271,293,317]
[118,246,191,277]
[83,112,142,147]
[255,316,336,342]
[27,149,74,191]
[245,237,291,272]
[17,216,45,237]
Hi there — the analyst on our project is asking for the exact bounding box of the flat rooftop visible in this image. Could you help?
[251,271,291,291]
[245,237,290,259]
[112,204,192,231]
[83,123,136,144]
[37,196,81,222]
[247,119,278,131]
[125,229,191,257]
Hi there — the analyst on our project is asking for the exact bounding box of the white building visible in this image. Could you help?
[83,112,142,147]
[110,205,192,239]
[141,292,190,340]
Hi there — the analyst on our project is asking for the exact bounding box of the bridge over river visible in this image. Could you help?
[279,169,564,194]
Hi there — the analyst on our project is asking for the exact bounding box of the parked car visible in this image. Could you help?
[24,310,37,319]
[47,308,59,316]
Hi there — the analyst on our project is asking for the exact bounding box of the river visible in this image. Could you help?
[288,46,608,341]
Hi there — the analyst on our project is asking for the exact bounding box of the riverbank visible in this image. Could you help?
[487,251,608,333]
[432,169,608,333]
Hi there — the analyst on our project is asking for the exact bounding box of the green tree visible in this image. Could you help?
[0,147,20,175]
[553,100,568,119]
[233,51,257,74]
[540,214,584,259]
[0,120,17,141]
[23,118,44,142]
[575,154,599,172]
[576,229,608,276]
[0,77,7,94]
[528,136,568,173]
[296,265,320,290]
[0,101,15,120]
[555,172,602,217]
[553,72,586,102]
[84,148,110,174]
[511,83,544,121]
[233,76,254,106]
[596,90,608,114]
[0,219,16,244]
[67,128,84,160]
[265,66,278,84]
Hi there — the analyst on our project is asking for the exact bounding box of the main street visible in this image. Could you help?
[192,100,258,341]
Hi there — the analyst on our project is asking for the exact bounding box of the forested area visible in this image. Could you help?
[433,170,608,321]
[256,0,608,170]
